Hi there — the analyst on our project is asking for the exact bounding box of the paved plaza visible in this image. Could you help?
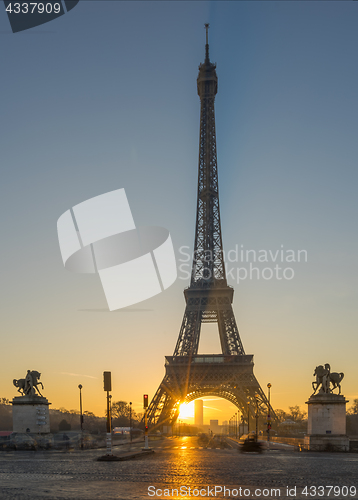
[0,437,357,500]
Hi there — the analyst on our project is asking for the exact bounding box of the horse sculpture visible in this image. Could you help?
[13,370,44,397]
[312,363,344,396]
[329,372,344,395]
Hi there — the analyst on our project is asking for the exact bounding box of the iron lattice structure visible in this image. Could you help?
[147,27,274,429]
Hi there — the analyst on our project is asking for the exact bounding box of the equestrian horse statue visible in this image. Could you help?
[329,371,344,395]
[312,363,344,396]
[13,370,44,397]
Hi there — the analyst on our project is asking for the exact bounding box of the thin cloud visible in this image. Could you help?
[60,372,97,380]
[203,406,222,412]
[78,308,153,312]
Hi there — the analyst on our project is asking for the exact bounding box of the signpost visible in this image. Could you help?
[78,384,83,449]
[103,371,112,455]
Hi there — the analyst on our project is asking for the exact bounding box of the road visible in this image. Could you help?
[0,435,358,499]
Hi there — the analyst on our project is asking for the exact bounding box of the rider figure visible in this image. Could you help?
[24,370,34,396]
[322,364,331,393]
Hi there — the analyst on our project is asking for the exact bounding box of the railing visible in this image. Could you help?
[165,355,253,365]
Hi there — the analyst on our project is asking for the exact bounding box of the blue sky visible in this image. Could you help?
[1,1,357,419]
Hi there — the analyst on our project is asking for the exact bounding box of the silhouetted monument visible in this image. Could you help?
[146,25,274,429]
[305,363,349,451]
[12,370,51,434]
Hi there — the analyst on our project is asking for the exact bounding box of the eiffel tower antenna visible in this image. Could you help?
[205,23,209,61]
[147,27,275,429]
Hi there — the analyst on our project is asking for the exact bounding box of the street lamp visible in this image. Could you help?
[129,402,132,443]
[78,384,83,449]
[267,383,272,449]
[255,395,259,443]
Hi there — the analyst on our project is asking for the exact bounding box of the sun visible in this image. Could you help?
[178,401,195,420]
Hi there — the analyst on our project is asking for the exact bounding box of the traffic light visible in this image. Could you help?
[143,394,148,408]
[145,425,148,432]
[103,371,112,392]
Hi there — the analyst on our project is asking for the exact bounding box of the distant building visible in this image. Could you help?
[210,420,220,434]
[194,400,203,426]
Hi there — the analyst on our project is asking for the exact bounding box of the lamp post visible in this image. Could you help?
[267,383,272,449]
[78,384,83,449]
[247,402,250,435]
[235,412,238,439]
[142,394,151,451]
[255,395,259,443]
[129,402,132,443]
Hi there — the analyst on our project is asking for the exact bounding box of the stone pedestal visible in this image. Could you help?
[304,393,349,452]
[12,395,51,434]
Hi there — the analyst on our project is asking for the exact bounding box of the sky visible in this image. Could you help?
[1,1,358,424]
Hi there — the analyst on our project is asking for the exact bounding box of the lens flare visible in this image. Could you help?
[178,401,195,419]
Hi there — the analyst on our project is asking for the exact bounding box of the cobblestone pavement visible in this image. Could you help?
[0,436,357,500]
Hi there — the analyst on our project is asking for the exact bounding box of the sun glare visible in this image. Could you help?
[178,401,195,419]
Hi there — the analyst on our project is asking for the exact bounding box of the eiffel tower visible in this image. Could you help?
[147,25,274,428]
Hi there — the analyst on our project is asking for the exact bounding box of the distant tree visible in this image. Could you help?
[59,419,71,431]
[50,407,106,434]
[346,399,358,436]
[274,409,288,423]
[287,406,307,422]
[111,401,140,427]
[82,411,105,434]
[111,401,130,420]
[66,410,81,428]
[84,411,96,418]
[347,399,358,415]
[0,398,12,431]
